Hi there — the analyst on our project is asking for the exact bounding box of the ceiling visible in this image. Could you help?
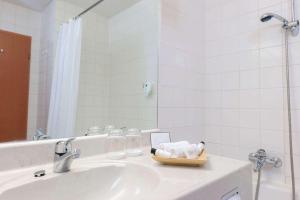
[4,0,141,16]
[64,0,141,18]
[5,0,52,11]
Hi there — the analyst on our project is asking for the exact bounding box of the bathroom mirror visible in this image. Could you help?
[0,0,159,143]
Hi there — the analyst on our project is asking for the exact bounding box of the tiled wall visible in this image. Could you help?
[158,0,300,191]
[108,0,159,130]
[0,0,42,139]
[202,0,300,188]
[158,0,205,142]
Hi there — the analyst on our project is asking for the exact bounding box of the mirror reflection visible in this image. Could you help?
[0,0,159,143]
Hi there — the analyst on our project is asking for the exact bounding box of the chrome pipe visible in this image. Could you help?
[291,0,296,21]
[284,29,296,200]
[74,0,105,19]
[255,169,262,200]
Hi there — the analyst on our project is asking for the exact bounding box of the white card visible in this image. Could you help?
[150,132,171,149]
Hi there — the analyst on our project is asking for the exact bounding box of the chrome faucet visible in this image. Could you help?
[54,138,81,173]
[33,128,51,140]
[249,149,282,172]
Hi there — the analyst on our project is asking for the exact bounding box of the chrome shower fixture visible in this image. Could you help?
[249,149,283,172]
[260,12,299,36]
[260,13,288,23]
[249,149,283,200]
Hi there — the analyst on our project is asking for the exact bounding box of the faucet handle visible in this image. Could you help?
[55,138,76,154]
[266,156,283,168]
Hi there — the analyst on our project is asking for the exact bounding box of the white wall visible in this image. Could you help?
[158,0,300,193]
[0,0,42,139]
[201,0,300,189]
[108,0,159,130]
[158,0,205,142]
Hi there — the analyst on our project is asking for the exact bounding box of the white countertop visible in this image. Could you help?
[0,148,252,200]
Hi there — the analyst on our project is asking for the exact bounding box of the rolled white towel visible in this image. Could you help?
[184,142,205,159]
[159,141,190,151]
[158,141,205,159]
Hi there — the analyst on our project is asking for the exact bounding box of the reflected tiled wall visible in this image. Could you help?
[108,0,159,129]
[56,0,159,134]
[37,0,56,137]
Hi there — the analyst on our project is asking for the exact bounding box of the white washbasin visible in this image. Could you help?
[0,163,160,200]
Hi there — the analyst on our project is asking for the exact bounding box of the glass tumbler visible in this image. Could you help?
[126,128,143,156]
[106,129,126,159]
[103,125,115,135]
[87,126,103,135]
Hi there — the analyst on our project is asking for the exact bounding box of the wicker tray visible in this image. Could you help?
[152,151,207,166]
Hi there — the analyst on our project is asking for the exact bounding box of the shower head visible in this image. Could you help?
[260,12,299,36]
[260,14,272,22]
[260,13,288,24]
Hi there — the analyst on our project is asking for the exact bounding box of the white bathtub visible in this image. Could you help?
[253,181,298,200]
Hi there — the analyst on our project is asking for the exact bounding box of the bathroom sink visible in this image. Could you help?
[0,163,160,200]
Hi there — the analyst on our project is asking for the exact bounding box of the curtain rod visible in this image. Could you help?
[74,0,105,19]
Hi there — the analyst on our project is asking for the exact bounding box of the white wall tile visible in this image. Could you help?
[260,46,284,67]
[240,90,260,109]
[222,109,240,127]
[261,66,283,88]
[221,126,239,145]
[240,128,261,148]
[239,49,260,70]
[222,91,239,109]
[261,88,284,109]
[261,109,284,131]
[240,69,260,89]
[290,42,300,65]
[222,72,240,90]
[261,130,285,153]
[240,109,260,129]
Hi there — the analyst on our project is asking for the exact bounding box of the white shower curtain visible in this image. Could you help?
[47,18,82,139]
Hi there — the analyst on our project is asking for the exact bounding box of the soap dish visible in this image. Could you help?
[152,151,207,167]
